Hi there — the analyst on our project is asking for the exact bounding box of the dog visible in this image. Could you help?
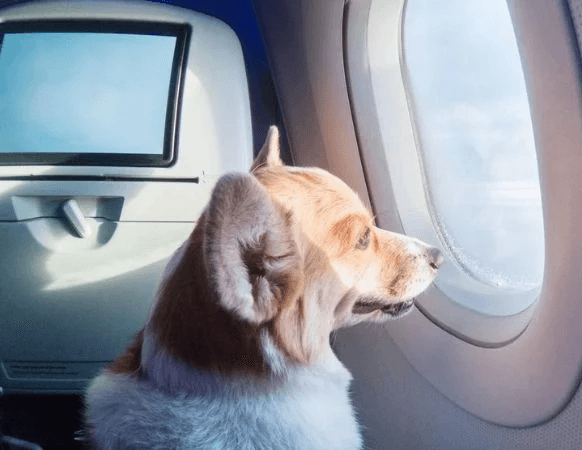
[85,126,443,449]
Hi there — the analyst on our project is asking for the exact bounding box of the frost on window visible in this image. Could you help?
[403,0,544,292]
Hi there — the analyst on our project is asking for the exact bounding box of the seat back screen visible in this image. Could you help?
[0,20,190,166]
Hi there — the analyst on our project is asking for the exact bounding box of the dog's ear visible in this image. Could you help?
[250,125,283,172]
[203,173,303,324]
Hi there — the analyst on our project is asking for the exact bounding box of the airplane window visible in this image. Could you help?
[401,0,544,315]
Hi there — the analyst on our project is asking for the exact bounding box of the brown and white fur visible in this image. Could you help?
[85,126,443,450]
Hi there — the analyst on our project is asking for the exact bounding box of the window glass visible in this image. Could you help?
[403,0,544,294]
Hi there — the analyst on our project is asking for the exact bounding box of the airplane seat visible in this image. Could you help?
[0,0,252,399]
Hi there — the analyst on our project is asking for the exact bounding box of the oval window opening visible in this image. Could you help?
[402,0,545,315]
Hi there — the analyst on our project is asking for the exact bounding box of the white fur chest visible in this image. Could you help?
[86,356,362,450]
[276,373,362,449]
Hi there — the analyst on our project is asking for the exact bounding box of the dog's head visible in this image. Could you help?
[199,126,443,363]
[149,126,443,375]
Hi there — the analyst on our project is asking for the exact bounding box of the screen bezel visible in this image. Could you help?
[0,19,191,167]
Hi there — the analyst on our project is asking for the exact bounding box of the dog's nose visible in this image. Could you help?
[427,247,444,270]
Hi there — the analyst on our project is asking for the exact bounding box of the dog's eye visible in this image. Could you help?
[356,228,371,250]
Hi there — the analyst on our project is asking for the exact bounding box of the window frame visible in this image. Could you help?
[346,0,537,345]
[345,0,582,426]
